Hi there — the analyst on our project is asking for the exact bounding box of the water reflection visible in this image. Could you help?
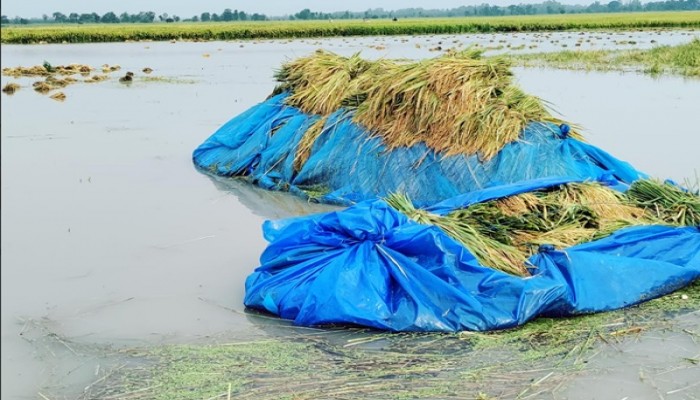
[200,169,337,220]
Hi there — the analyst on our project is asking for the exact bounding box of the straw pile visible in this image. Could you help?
[2,83,20,94]
[387,179,699,276]
[273,50,581,163]
[2,62,92,77]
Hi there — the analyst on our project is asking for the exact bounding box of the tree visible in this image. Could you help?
[119,12,130,23]
[296,9,312,19]
[201,12,210,21]
[222,8,234,21]
[53,12,67,23]
[142,12,156,23]
[211,13,220,21]
[42,14,48,22]
[101,12,119,23]
[78,13,96,23]
[69,13,79,23]
[191,15,199,22]
[607,0,622,11]
[1,15,9,25]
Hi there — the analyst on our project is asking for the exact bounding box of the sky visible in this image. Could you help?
[1,0,594,18]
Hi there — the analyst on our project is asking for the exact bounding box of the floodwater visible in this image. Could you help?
[1,30,699,399]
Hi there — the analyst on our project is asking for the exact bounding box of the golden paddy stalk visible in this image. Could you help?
[278,49,580,162]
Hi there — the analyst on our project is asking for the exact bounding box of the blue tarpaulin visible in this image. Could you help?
[243,187,700,332]
[194,93,699,332]
[193,93,644,207]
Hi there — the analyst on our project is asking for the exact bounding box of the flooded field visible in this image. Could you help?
[2,30,699,399]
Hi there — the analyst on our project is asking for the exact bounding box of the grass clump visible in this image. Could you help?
[386,179,699,276]
[2,82,20,94]
[276,49,580,163]
[2,62,93,77]
[54,280,699,400]
[511,38,700,77]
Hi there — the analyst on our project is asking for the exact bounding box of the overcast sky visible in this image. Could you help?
[2,0,594,18]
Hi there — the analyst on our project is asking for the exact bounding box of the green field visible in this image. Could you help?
[510,38,700,76]
[2,12,700,44]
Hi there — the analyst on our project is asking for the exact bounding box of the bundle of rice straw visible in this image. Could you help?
[387,179,699,276]
[272,49,582,163]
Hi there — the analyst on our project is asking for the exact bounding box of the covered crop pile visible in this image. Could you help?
[193,50,700,332]
[243,178,700,331]
[194,50,641,206]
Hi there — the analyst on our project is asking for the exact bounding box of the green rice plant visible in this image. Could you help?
[3,12,700,44]
[628,178,700,226]
[512,38,700,77]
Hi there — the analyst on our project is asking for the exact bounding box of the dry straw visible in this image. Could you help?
[274,49,582,164]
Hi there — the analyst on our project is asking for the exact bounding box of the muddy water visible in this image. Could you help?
[1,31,699,399]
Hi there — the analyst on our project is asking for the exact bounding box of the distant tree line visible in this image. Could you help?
[0,8,267,25]
[1,0,698,26]
[287,0,699,20]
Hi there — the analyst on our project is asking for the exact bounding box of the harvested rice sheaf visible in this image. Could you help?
[49,91,66,101]
[2,83,20,94]
[386,179,699,276]
[274,49,581,161]
[2,63,93,78]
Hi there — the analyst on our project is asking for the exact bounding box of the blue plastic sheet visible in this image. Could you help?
[196,93,698,332]
[193,93,645,206]
[244,195,700,332]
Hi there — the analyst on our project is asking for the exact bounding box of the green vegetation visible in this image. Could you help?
[511,38,700,76]
[2,0,699,26]
[140,76,198,84]
[2,12,700,44]
[50,280,699,399]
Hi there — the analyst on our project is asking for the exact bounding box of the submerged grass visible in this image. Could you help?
[386,179,698,275]
[511,38,700,77]
[43,280,699,400]
[277,49,580,163]
[3,12,700,44]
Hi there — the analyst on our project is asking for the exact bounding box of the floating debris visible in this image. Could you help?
[2,82,21,94]
[49,91,66,101]
[85,74,109,83]
[2,65,51,77]
[142,67,153,74]
[33,81,52,93]
[118,72,134,83]
[102,64,121,73]
[2,82,20,94]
